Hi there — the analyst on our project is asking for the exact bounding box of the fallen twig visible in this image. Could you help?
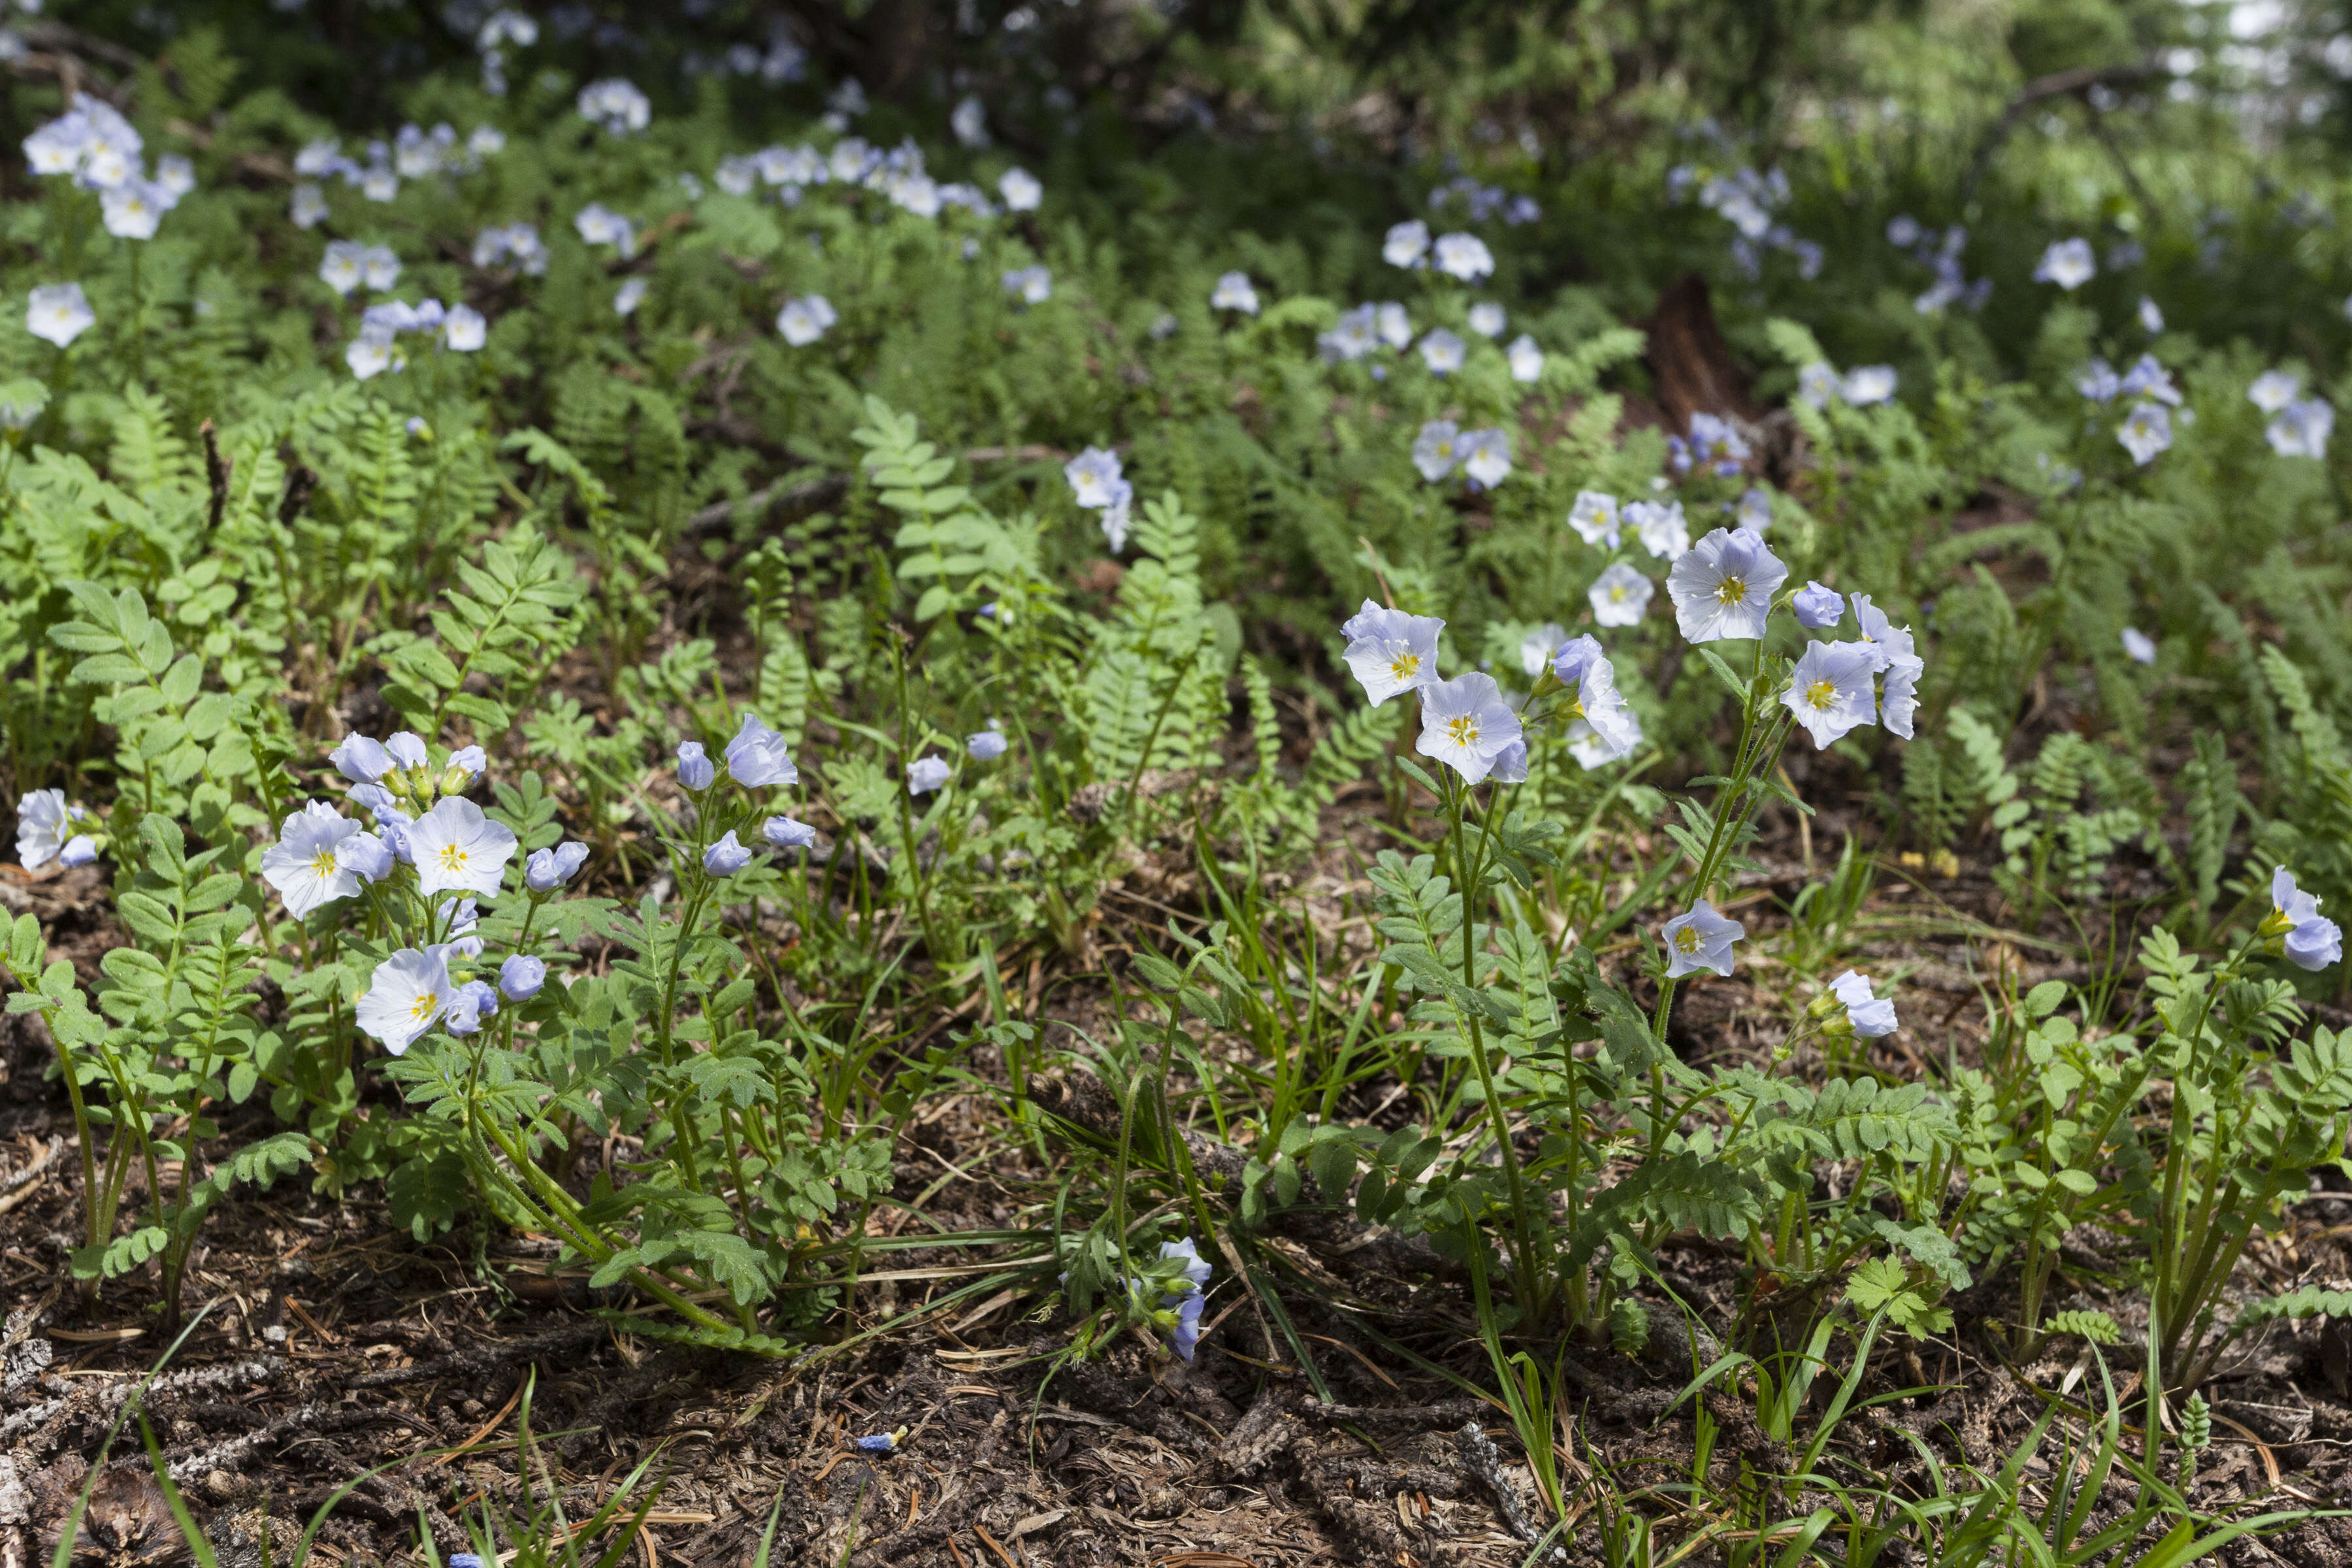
[1455,1420,1567,1563]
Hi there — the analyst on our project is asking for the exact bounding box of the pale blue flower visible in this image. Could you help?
[1318,306,1379,361]
[1667,528,1787,643]
[1415,672,1522,785]
[1629,500,1690,561]
[1797,362,1840,408]
[574,203,636,255]
[261,802,365,917]
[14,789,82,870]
[2270,867,2343,972]
[1829,970,1898,1036]
[1735,488,1773,532]
[907,756,951,795]
[336,832,395,884]
[1064,447,1125,509]
[2119,354,2180,406]
[1468,302,1507,338]
[1341,601,1443,706]
[1211,271,1259,314]
[498,955,546,1000]
[1460,429,1512,487]
[1169,1291,1205,1362]
[408,799,519,899]
[853,1432,898,1454]
[1505,333,1543,383]
[2076,359,2119,402]
[444,979,498,1036]
[57,836,95,867]
[1842,365,1897,405]
[26,283,93,348]
[2249,370,2300,414]
[968,727,1007,760]
[999,167,1041,211]
[332,734,394,783]
[1002,265,1051,304]
[776,295,836,346]
[1550,636,1639,764]
[444,306,487,352]
[677,741,714,791]
[2033,238,2095,289]
[1782,642,1878,749]
[1160,1237,1213,1291]
[1661,900,1744,978]
[2116,402,2171,466]
[1382,220,1429,269]
[356,945,455,1055]
[2121,627,2156,664]
[576,78,651,135]
[1432,233,1494,281]
[725,714,798,788]
[1411,420,1462,482]
[1589,563,1650,627]
[2268,400,2333,459]
[2139,296,2164,333]
[1416,328,1465,375]
[1569,491,1620,548]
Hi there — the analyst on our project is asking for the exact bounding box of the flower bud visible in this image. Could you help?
[906,755,951,795]
[499,954,546,1000]
[677,741,715,791]
[704,830,752,876]
[58,834,96,867]
[527,840,589,891]
[1792,581,1844,629]
[764,815,816,849]
[444,979,498,1036]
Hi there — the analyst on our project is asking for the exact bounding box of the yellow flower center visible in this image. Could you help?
[436,845,468,872]
[1805,679,1837,711]
[1388,651,1420,682]
[1566,696,1586,719]
[409,993,438,1020]
[1609,586,1628,602]
[1674,926,1701,952]
[1716,577,1747,606]
[311,849,337,877]
[1445,715,1480,749]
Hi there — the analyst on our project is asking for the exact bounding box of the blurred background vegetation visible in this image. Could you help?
[29,0,2351,397]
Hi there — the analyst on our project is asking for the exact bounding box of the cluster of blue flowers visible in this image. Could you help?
[1427,174,1541,227]
[24,98,194,240]
[1668,161,1821,280]
[1885,215,1992,316]
[293,123,504,212]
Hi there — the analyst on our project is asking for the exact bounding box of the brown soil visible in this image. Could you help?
[7,808,2352,1568]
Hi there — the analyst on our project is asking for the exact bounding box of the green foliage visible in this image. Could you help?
[5,10,2352,1548]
